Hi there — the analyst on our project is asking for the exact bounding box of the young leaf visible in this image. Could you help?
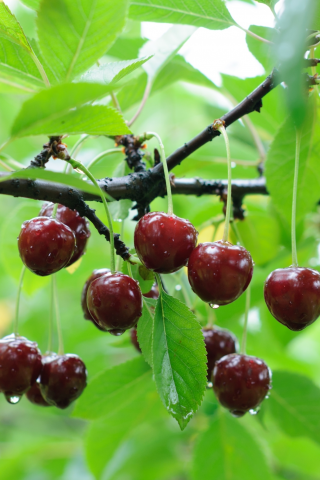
[11,83,131,137]
[37,0,129,82]
[73,356,152,420]
[137,296,157,367]
[192,409,272,480]
[129,0,236,30]
[81,56,152,85]
[265,97,320,228]
[152,290,207,430]
[140,25,197,81]
[0,3,31,52]
[268,371,320,445]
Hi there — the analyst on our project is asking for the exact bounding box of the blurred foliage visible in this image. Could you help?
[1,0,320,479]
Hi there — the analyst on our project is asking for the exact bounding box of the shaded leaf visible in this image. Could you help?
[137,296,157,367]
[192,409,272,480]
[37,0,129,82]
[73,356,152,420]
[153,290,207,429]
[122,262,154,294]
[109,199,132,220]
[81,56,152,85]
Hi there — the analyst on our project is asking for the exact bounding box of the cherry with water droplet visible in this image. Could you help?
[188,241,253,305]
[264,267,320,331]
[0,335,42,400]
[202,327,237,380]
[40,354,87,409]
[18,217,75,276]
[87,273,143,335]
[212,353,271,417]
[81,268,111,326]
[40,203,91,266]
[134,212,198,274]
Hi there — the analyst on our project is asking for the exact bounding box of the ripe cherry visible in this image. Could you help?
[130,328,141,353]
[81,268,111,322]
[40,354,87,409]
[264,267,320,331]
[0,335,42,403]
[134,212,198,274]
[202,327,237,380]
[18,217,75,276]
[40,203,91,266]
[87,273,142,335]
[188,241,253,305]
[26,381,50,407]
[213,353,271,417]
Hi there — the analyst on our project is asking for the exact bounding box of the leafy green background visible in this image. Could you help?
[1,0,320,479]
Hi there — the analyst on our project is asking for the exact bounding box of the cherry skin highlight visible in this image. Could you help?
[18,217,75,276]
[87,273,143,335]
[188,241,253,305]
[213,353,271,417]
[0,335,42,401]
[40,354,87,409]
[26,381,51,407]
[202,327,237,380]
[134,212,198,274]
[40,203,91,266]
[81,268,111,322]
[264,267,320,331]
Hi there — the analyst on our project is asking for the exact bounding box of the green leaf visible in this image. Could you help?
[20,0,40,9]
[153,290,207,430]
[129,0,236,30]
[140,25,197,80]
[268,371,320,444]
[108,36,146,60]
[81,56,152,85]
[109,199,132,220]
[246,26,276,73]
[122,262,154,294]
[11,83,131,137]
[192,410,272,480]
[0,3,31,51]
[73,356,152,420]
[137,296,157,367]
[37,0,129,82]
[265,98,320,227]
[255,0,275,7]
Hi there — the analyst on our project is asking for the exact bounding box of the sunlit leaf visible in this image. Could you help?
[0,3,31,51]
[81,56,152,85]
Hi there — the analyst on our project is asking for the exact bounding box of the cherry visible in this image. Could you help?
[40,203,91,266]
[202,327,237,380]
[212,353,271,417]
[26,381,50,407]
[40,354,87,409]
[18,217,75,276]
[0,335,42,402]
[134,212,198,274]
[87,273,142,335]
[264,267,320,331]
[81,268,111,322]
[188,241,253,305]
[130,328,141,353]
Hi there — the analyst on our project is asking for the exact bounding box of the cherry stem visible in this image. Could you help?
[116,220,125,272]
[30,50,50,87]
[292,128,301,267]
[68,158,116,273]
[51,203,58,219]
[127,261,133,278]
[14,265,26,336]
[82,148,122,176]
[217,125,232,243]
[53,275,64,356]
[154,273,163,294]
[47,275,54,353]
[128,81,152,127]
[146,132,173,215]
[241,283,251,355]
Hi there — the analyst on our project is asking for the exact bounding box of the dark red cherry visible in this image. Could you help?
[213,353,271,417]
[40,203,91,266]
[87,273,143,335]
[134,212,198,274]
[130,328,141,353]
[143,283,159,300]
[264,267,320,331]
[0,335,42,402]
[40,354,87,409]
[202,327,237,380]
[188,241,253,305]
[81,268,111,321]
[26,381,50,407]
[18,217,75,276]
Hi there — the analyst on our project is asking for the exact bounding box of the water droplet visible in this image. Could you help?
[175,285,182,291]
[209,303,219,309]
[206,381,213,389]
[249,406,260,415]
[5,394,21,404]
